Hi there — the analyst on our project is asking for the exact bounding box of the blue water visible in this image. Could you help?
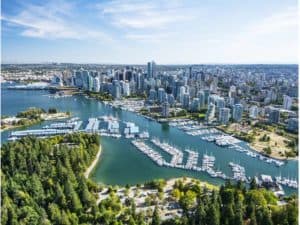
[1,87,298,195]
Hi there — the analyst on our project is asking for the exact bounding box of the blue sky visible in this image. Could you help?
[1,0,298,64]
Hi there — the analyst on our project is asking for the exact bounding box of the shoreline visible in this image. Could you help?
[215,127,297,161]
[94,98,297,161]
[1,112,71,132]
[246,143,298,161]
[84,145,102,179]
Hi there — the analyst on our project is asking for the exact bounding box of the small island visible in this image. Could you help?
[1,107,71,131]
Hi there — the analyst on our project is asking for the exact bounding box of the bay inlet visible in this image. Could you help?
[1,87,298,195]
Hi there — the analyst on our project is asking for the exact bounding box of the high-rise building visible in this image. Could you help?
[161,96,170,117]
[219,107,230,124]
[283,95,292,110]
[268,108,280,124]
[88,74,94,92]
[112,80,121,99]
[286,118,298,132]
[249,105,258,119]
[183,93,190,109]
[204,89,210,105]
[229,85,236,98]
[232,104,243,122]
[191,98,200,112]
[147,61,156,78]
[149,89,157,102]
[167,94,175,106]
[179,86,186,104]
[208,94,219,105]
[93,77,100,92]
[216,97,225,110]
[136,73,144,92]
[82,70,89,90]
[206,103,215,123]
[121,81,130,96]
[158,88,165,103]
[197,91,205,108]
[74,71,83,88]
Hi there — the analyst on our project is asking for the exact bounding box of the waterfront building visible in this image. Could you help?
[149,89,157,102]
[206,103,216,123]
[191,98,200,112]
[283,95,292,110]
[74,71,83,88]
[51,75,63,87]
[129,79,136,94]
[161,97,170,117]
[82,70,89,90]
[249,105,259,119]
[93,77,100,92]
[179,86,186,104]
[197,91,205,108]
[232,104,243,122]
[88,74,94,92]
[268,108,280,124]
[121,81,130,96]
[219,107,230,124]
[182,93,190,109]
[112,80,121,99]
[167,94,175,106]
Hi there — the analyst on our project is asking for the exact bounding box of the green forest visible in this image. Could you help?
[1,133,298,225]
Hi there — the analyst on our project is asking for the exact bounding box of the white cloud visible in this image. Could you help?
[96,0,198,29]
[125,32,173,42]
[2,0,111,40]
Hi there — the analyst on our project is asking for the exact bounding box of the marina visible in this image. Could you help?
[229,162,248,182]
[170,120,287,168]
[5,107,297,192]
[1,88,298,195]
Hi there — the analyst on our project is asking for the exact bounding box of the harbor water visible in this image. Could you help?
[1,86,298,195]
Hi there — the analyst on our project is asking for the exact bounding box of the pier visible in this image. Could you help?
[185,149,199,170]
[229,162,248,182]
[132,140,165,166]
[151,138,184,166]
[85,118,100,133]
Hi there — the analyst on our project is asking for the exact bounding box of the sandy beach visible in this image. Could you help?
[84,145,102,178]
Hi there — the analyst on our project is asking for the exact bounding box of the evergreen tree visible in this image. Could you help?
[249,211,257,225]
[206,203,220,225]
[151,206,160,225]
[261,209,273,225]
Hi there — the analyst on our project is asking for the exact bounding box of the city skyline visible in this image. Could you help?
[2,0,298,64]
